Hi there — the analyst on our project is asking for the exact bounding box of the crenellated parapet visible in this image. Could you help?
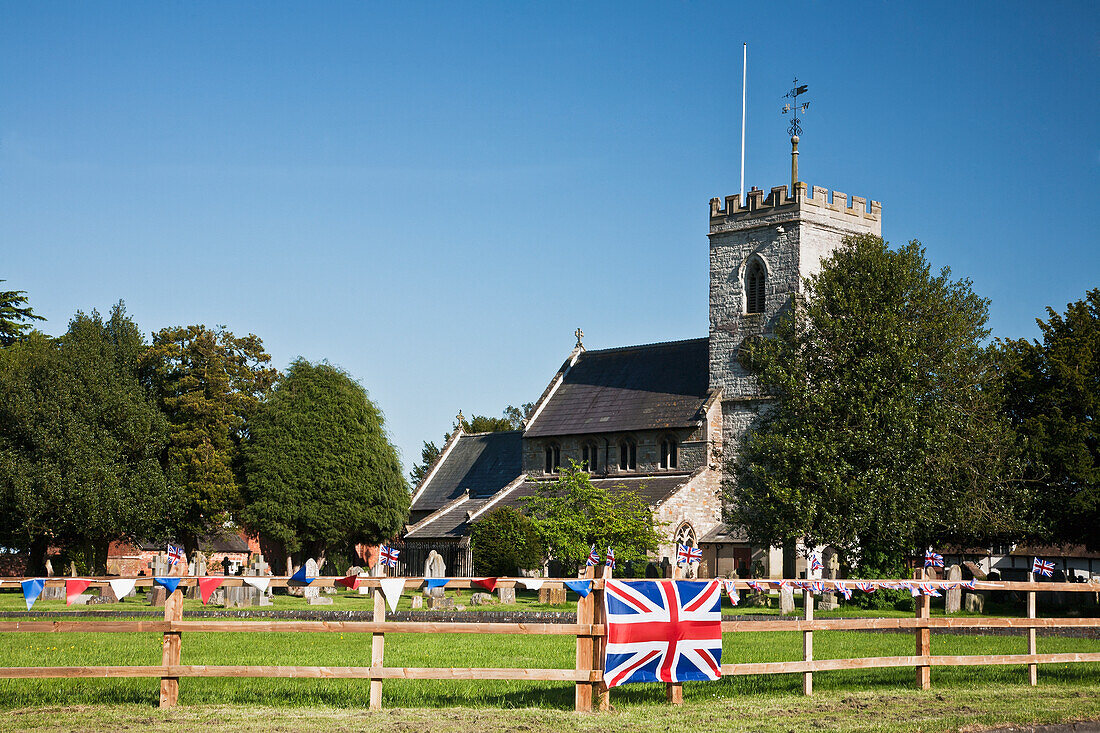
[709,182,881,234]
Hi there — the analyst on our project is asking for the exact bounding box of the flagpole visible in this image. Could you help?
[740,42,747,200]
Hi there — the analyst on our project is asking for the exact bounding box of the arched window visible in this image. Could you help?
[745,258,766,314]
[581,442,599,472]
[659,436,678,470]
[618,438,637,471]
[544,443,561,474]
[675,522,697,549]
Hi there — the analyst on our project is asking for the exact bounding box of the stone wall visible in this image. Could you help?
[521,427,701,477]
[653,468,723,574]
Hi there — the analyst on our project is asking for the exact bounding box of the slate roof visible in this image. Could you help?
[524,338,711,438]
[698,523,750,544]
[405,473,692,540]
[409,430,523,513]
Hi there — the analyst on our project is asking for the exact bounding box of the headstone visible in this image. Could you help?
[823,550,840,580]
[148,586,166,607]
[470,592,493,606]
[779,585,795,615]
[497,586,516,605]
[945,564,962,614]
[538,587,568,605]
[68,594,92,606]
[186,552,209,599]
[423,550,446,590]
[346,565,363,578]
[307,596,333,605]
[302,559,320,600]
[963,561,987,581]
[410,595,423,609]
[817,593,839,611]
[428,595,455,610]
[964,592,985,614]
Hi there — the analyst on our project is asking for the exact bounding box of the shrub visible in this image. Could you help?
[470,507,544,577]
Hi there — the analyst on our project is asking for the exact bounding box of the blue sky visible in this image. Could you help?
[2,2,1097,472]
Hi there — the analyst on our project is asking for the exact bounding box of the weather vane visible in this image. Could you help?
[781,77,810,137]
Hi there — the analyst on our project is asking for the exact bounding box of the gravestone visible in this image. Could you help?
[945,565,962,614]
[302,558,320,600]
[817,550,840,610]
[186,552,208,599]
[41,560,65,601]
[779,585,795,615]
[470,592,493,606]
[424,551,447,597]
[307,596,333,605]
[497,586,516,605]
[538,587,568,605]
[964,592,985,614]
[410,595,423,609]
[148,586,167,607]
[429,595,455,610]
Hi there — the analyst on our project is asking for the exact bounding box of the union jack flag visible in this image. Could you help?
[925,550,944,568]
[855,581,876,593]
[1032,557,1055,577]
[746,580,766,593]
[720,579,739,606]
[961,579,978,590]
[676,544,702,564]
[167,544,185,566]
[603,579,722,687]
[810,555,823,573]
[808,581,826,594]
[918,583,942,597]
[836,583,853,600]
[605,547,616,569]
[586,545,600,567]
[379,545,399,567]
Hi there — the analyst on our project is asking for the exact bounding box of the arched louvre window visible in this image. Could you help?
[618,438,637,471]
[746,259,766,314]
[544,443,561,474]
[581,442,599,472]
[659,437,678,469]
[675,522,696,549]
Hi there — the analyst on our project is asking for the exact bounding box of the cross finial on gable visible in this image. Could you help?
[574,327,584,348]
[456,410,464,427]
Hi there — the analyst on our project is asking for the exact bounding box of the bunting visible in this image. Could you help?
[564,580,591,598]
[746,580,765,593]
[961,579,978,591]
[918,583,942,597]
[336,574,361,590]
[519,578,544,591]
[65,579,92,606]
[836,583,853,600]
[720,579,740,606]
[472,577,498,593]
[242,577,270,593]
[154,577,182,595]
[199,577,224,605]
[290,565,313,585]
[379,578,405,613]
[810,555,823,573]
[109,578,136,599]
[424,578,449,592]
[854,581,876,594]
[21,578,44,610]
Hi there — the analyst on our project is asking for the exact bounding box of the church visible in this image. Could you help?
[403,144,882,579]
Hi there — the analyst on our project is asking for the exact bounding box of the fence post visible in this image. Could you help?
[370,564,386,710]
[803,585,814,695]
[1027,574,1037,686]
[596,564,611,711]
[575,565,596,712]
[666,561,683,705]
[915,568,931,690]
[159,581,183,708]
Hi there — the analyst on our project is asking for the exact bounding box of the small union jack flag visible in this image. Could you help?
[720,579,740,606]
[605,547,616,569]
[961,579,978,590]
[746,580,765,593]
[808,581,826,594]
[379,545,399,567]
[854,581,876,593]
[918,583,942,597]
[925,550,944,568]
[836,583,853,600]
[1032,557,1055,577]
[810,555,823,573]
[676,544,702,564]
[167,544,185,566]
[586,545,600,567]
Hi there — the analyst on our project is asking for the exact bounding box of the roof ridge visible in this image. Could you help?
[580,336,707,356]
[462,429,523,437]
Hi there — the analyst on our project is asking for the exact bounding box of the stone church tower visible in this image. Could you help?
[708,157,882,451]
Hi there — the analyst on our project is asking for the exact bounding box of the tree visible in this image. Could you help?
[0,281,45,347]
[999,289,1099,549]
[523,463,660,574]
[0,304,178,573]
[470,506,544,576]
[408,403,533,485]
[726,235,1025,575]
[142,325,279,550]
[241,359,409,566]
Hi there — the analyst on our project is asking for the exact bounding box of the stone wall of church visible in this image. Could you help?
[654,467,724,574]
[521,427,699,477]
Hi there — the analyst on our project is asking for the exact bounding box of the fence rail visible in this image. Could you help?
[1,569,1098,711]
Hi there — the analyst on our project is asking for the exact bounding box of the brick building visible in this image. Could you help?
[406,148,881,578]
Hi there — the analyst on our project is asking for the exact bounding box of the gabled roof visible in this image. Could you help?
[409,430,523,514]
[524,338,711,438]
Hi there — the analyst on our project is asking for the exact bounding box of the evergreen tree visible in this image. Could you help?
[470,507,544,576]
[726,235,1025,574]
[999,289,1099,549]
[241,359,409,565]
[408,404,532,485]
[143,325,279,550]
[0,281,45,347]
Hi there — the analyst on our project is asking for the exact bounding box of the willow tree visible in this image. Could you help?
[725,235,1025,575]
[241,359,409,567]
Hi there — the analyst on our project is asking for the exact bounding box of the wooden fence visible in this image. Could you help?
[1,569,1098,712]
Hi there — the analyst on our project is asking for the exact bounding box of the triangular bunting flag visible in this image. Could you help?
[336,574,361,590]
[564,580,591,598]
[289,565,313,585]
[65,579,92,606]
[424,578,449,591]
[241,577,270,593]
[198,577,224,605]
[154,577,182,595]
[380,578,405,613]
[471,577,498,592]
[21,579,44,610]
[108,578,136,600]
[519,578,544,591]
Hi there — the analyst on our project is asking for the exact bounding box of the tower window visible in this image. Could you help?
[581,442,599,472]
[746,259,766,314]
[544,443,561,474]
[659,437,678,469]
[618,438,637,471]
